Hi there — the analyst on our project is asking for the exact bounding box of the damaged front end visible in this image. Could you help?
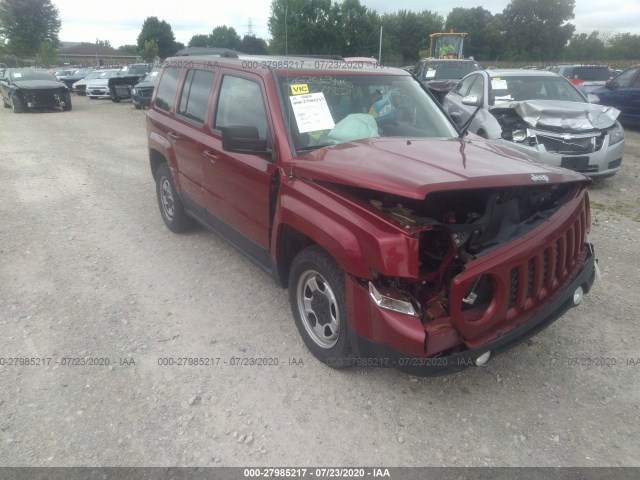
[15,86,71,110]
[491,100,624,177]
[345,180,595,368]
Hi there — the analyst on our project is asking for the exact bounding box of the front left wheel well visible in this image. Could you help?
[275,225,315,288]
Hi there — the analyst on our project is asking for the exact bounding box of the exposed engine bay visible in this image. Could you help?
[350,183,574,323]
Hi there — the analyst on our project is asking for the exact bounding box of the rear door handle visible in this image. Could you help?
[167,131,180,141]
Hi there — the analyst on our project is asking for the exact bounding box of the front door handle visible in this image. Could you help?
[167,131,180,141]
[203,150,219,164]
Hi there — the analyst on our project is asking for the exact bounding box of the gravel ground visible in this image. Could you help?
[0,96,638,467]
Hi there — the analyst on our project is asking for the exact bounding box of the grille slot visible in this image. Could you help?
[508,221,585,311]
[537,134,600,154]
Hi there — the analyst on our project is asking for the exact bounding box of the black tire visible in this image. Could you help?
[111,96,121,103]
[11,94,24,113]
[155,163,195,233]
[62,105,72,111]
[134,104,142,110]
[289,245,352,369]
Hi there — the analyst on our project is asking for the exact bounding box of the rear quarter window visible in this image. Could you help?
[155,67,181,112]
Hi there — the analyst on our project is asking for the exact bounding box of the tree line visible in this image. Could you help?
[1,0,640,66]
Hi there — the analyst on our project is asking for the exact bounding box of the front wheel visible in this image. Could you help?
[289,246,352,369]
[155,163,195,233]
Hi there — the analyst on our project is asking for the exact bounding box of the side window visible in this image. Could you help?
[612,68,637,89]
[632,69,640,88]
[214,75,268,138]
[177,68,216,125]
[455,75,476,97]
[155,67,181,112]
[467,75,484,100]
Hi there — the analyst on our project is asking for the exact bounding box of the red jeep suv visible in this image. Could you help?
[147,56,597,375]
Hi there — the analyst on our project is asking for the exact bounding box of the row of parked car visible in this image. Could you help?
[3,57,638,180]
[0,63,161,112]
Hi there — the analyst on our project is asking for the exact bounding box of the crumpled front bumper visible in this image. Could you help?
[347,246,597,376]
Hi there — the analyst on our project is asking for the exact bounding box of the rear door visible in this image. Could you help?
[169,66,217,214]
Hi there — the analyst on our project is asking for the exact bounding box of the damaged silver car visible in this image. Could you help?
[443,69,624,178]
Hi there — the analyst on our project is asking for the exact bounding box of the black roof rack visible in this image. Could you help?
[173,47,242,58]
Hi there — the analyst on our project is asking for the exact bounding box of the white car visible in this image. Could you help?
[84,70,120,99]
[443,69,625,179]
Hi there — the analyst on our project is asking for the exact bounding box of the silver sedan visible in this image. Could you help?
[443,69,625,179]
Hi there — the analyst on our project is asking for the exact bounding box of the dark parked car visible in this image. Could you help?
[146,55,597,375]
[414,58,482,102]
[108,63,152,102]
[60,67,93,90]
[131,68,160,109]
[549,64,612,95]
[1,68,72,112]
[591,65,640,127]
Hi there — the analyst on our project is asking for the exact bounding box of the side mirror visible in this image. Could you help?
[449,111,463,124]
[461,95,482,107]
[605,80,616,90]
[221,125,268,153]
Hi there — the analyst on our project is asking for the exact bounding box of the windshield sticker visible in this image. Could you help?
[290,84,309,95]
[13,72,22,78]
[287,76,355,96]
[494,95,514,103]
[491,79,508,90]
[425,69,436,78]
[289,92,336,133]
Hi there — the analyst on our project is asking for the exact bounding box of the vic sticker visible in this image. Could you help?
[290,84,309,95]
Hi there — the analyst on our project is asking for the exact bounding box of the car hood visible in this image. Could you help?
[86,79,109,87]
[490,99,619,132]
[288,137,586,200]
[424,79,461,92]
[12,80,65,89]
[134,80,156,89]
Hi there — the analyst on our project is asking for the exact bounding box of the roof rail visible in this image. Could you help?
[173,47,242,58]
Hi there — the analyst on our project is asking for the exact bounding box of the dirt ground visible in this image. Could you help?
[0,96,638,467]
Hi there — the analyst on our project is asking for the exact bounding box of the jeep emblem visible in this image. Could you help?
[531,174,549,182]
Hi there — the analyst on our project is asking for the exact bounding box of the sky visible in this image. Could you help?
[54,0,640,48]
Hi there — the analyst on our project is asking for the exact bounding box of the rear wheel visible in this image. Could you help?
[155,163,195,233]
[289,246,352,369]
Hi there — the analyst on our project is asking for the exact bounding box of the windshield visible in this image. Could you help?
[120,65,149,76]
[141,69,160,83]
[11,70,58,82]
[278,74,457,151]
[490,75,585,105]
[571,67,610,81]
[423,61,481,80]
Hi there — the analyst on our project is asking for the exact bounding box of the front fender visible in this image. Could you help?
[273,178,420,280]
